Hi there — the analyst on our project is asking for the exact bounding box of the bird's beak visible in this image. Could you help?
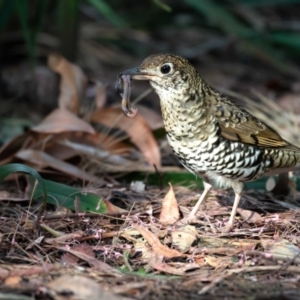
[120,67,153,80]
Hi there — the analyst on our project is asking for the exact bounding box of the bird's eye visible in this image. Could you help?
[160,64,172,74]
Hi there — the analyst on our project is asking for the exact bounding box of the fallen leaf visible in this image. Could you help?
[171,225,197,252]
[61,243,94,266]
[92,107,161,167]
[48,53,87,113]
[31,108,95,134]
[132,224,183,258]
[44,231,83,245]
[237,208,264,225]
[0,132,31,165]
[46,275,121,300]
[204,255,233,270]
[4,276,21,287]
[103,199,128,214]
[150,262,201,276]
[261,238,300,262]
[57,247,122,276]
[159,183,180,225]
[15,149,100,182]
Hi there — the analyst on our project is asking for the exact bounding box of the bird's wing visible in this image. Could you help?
[209,95,300,151]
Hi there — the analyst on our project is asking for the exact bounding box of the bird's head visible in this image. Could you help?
[120,54,199,95]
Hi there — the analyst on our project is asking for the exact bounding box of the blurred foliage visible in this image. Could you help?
[1,0,300,74]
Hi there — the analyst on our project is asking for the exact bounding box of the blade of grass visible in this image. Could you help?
[86,0,127,27]
[14,0,35,66]
[152,0,172,12]
[57,0,79,61]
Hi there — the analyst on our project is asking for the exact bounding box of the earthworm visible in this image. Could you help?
[116,74,137,118]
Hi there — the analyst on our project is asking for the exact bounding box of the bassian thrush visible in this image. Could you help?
[118,54,300,231]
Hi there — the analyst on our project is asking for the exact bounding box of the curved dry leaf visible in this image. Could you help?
[0,132,32,165]
[56,248,122,277]
[171,225,197,252]
[83,132,132,154]
[159,183,180,225]
[47,275,121,300]
[15,149,101,183]
[31,109,95,134]
[103,199,128,214]
[261,238,300,262]
[92,107,161,167]
[48,53,87,113]
[132,224,183,258]
[150,262,201,276]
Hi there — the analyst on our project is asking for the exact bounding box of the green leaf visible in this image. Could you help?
[270,32,300,51]
[0,163,47,206]
[32,179,107,213]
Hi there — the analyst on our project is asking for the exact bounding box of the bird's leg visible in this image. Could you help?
[187,181,212,221]
[224,182,243,232]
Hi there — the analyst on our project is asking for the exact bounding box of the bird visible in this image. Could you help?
[118,53,300,231]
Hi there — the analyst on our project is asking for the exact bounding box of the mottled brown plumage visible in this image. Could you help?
[118,53,300,231]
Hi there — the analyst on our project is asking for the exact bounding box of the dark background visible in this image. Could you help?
[1,0,300,124]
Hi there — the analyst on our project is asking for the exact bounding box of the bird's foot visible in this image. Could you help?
[223,221,234,233]
[176,214,196,226]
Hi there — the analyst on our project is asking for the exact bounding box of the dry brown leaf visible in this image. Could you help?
[237,208,264,225]
[61,243,94,266]
[92,107,161,167]
[171,225,197,252]
[44,231,83,245]
[15,149,101,183]
[31,108,95,134]
[57,247,122,277]
[150,262,202,276]
[46,275,121,300]
[0,264,59,280]
[84,131,133,154]
[159,183,180,225]
[0,132,32,165]
[4,276,21,287]
[204,255,233,270]
[261,238,300,262]
[132,224,183,258]
[48,53,87,113]
[103,199,128,214]
[42,141,78,161]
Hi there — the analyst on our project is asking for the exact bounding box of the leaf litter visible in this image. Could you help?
[0,55,300,299]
